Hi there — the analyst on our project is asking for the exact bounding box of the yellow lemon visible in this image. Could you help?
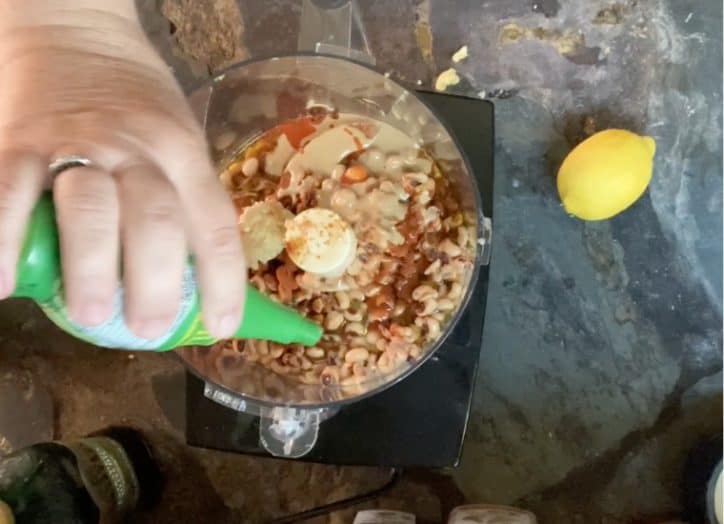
[557,129,656,220]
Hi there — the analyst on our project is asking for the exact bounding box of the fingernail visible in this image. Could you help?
[212,311,241,339]
[73,300,112,327]
[129,317,174,340]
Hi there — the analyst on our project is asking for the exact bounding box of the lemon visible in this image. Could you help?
[557,129,656,220]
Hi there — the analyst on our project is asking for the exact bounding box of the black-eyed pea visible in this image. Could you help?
[418,191,432,205]
[305,347,326,360]
[366,329,381,345]
[410,345,423,359]
[300,356,313,370]
[345,347,369,363]
[442,213,462,230]
[412,284,437,302]
[457,226,471,248]
[340,375,361,387]
[340,362,353,379]
[283,353,302,369]
[365,285,382,297]
[250,274,267,292]
[405,326,422,343]
[389,228,406,246]
[375,338,387,352]
[440,263,457,281]
[263,274,278,292]
[335,291,351,310]
[347,258,363,276]
[392,303,406,317]
[345,322,366,336]
[423,317,441,340]
[269,361,292,376]
[269,344,285,359]
[219,169,234,189]
[440,238,462,258]
[352,362,367,377]
[425,259,442,276]
[448,282,463,300]
[242,351,260,363]
[320,366,340,385]
[241,157,259,177]
[356,271,373,287]
[344,310,364,322]
[350,289,366,302]
[322,333,342,343]
[325,311,345,331]
[418,298,438,316]
[349,336,367,347]
[376,351,394,373]
[257,340,270,356]
[300,371,320,385]
[243,340,259,357]
[437,298,455,311]
[311,297,325,314]
[226,160,244,176]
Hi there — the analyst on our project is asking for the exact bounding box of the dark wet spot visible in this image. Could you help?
[531,0,561,18]
[564,46,606,66]
[593,4,625,25]
[487,88,518,100]
[563,277,576,289]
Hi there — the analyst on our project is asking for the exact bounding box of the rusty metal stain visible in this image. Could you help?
[414,0,435,70]
[415,21,435,67]
[593,3,626,25]
[499,22,588,59]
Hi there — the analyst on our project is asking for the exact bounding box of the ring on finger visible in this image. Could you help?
[49,156,95,177]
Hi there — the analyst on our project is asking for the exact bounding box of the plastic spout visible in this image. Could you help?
[238,287,323,346]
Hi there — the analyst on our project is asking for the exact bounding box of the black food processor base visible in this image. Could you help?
[186,91,494,468]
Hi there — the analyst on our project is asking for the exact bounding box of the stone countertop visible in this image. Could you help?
[0,1,720,522]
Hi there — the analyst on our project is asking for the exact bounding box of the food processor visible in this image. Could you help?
[177,0,492,458]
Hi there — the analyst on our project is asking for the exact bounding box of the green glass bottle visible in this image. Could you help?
[10,194,322,351]
[0,427,162,524]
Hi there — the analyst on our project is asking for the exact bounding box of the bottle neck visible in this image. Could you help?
[12,194,61,303]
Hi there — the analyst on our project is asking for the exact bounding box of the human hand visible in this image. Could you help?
[0,1,245,339]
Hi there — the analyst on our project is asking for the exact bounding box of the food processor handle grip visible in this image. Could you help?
[298,0,374,64]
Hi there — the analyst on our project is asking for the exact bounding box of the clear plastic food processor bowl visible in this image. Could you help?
[176,0,491,458]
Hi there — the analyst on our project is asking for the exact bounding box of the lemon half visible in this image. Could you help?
[557,129,656,220]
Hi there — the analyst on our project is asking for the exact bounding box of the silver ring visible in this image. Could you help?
[48,156,94,177]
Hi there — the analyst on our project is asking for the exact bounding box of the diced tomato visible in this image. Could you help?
[276,118,316,149]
